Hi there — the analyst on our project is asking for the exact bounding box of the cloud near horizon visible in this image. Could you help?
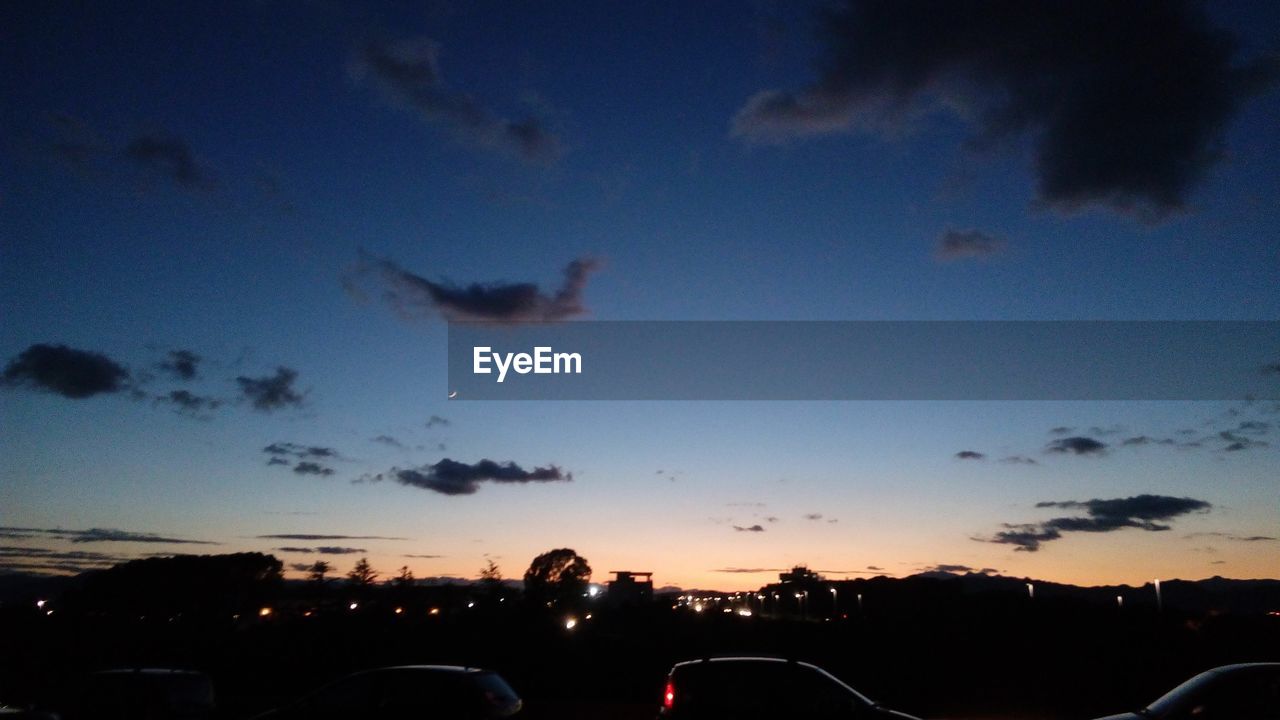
[731,0,1276,220]
[0,526,218,545]
[274,546,365,555]
[255,534,409,541]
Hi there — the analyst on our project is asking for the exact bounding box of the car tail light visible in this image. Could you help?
[663,678,675,709]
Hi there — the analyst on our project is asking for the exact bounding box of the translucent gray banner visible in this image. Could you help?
[446,321,1280,400]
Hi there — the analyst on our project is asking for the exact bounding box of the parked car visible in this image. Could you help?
[254,665,523,720]
[1094,662,1280,720]
[658,657,921,720]
[62,669,215,720]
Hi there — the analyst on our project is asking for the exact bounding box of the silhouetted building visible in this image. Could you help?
[778,566,823,585]
[607,571,654,606]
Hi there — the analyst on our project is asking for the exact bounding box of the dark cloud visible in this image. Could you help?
[954,450,985,460]
[984,524,1063,552]
[866,565,884,571]
[1261,362,1280,375]
[157,350,201,381]
[733,525,767,533]
[3,344,130,398]
[936,230,1004,261]
[237,367,304,411]
[367,458,570,496]
[125,134,216,191]
[425,415,450,429]
[372,435,405,448]
[0,546,127,566]
[255,534,408,541]
[0,526,217,545]
[1235,421,1270,435]
[763,516,780,523]
[404,553,444,559]
[1037,495,1211,525]
[919,564,1000,575]
[293,462,335,477]
[157,389,222,415]
[267,457,290,466]
[1049,426,1074,435]
[731,0,1276,219]
[1185,532,1278,542]
[352,253,599,323]
[354,36,562,162]
[981,494,1211,551]
[288,562,312,573]
[1046,436,1108,455]
[264,443,339,460]
[803,513,824,521]
[1218,431,1268,452]
[274,546,365,555]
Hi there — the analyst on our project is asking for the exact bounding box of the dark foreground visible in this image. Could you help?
[4,590,1279,720]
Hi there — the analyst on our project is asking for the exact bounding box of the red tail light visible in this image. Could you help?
[663,678,675,709]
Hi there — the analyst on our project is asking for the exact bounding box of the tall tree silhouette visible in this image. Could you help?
[524,548,591,608]
[307,560,331,584]
[347,557,378,587]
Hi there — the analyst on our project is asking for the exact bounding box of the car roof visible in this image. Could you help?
[358,665,495,675]
[671,656,811,670]
[1199,662,1280,673]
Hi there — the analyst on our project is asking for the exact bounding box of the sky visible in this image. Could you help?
[2,0,1279,591]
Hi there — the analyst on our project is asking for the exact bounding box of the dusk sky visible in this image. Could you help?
[3,0,1278,591]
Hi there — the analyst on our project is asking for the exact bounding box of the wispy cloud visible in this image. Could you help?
[935,230,1004,261]
[0,527,218,545]
[353,36,562,162]
[349,253,599,323]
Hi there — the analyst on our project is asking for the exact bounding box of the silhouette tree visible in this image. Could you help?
[480,559,504,600]
[307,560,331,584]
[347,557,378,587]
[524,548,591,608]
[480,559,502,587]
[392,565,415,588]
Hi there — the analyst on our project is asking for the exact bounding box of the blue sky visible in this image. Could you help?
[2,0,1278,588]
